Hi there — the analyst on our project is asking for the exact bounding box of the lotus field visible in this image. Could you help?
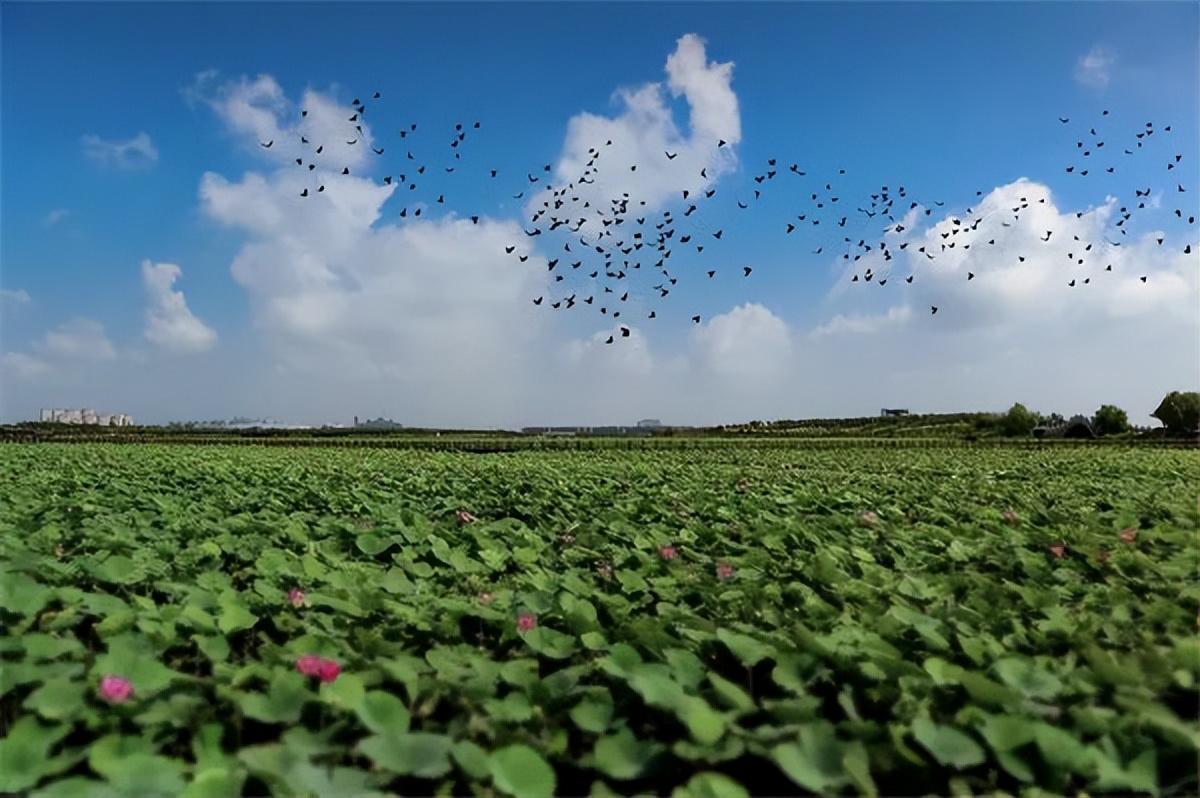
[0,442,1197,797]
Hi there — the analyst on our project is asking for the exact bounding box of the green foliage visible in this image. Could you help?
[1151,390,1200,435]
[1,442,1198,797]
[1093,404,1130,436]
[999,402,1038,437]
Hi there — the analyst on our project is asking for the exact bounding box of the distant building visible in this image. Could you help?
[637,419,663,428]
[880,408,910,417]
[40,408,132,426]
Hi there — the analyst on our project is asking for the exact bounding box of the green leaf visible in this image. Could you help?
[716,628,776,667]
[523,626,577,659]
[355,690,410,735]
[0,718,72,792]
[489,744,556,798]
[25,679,86,721]
[707,672,755,712]
[771,723,850,793]
[570,690,614,734]
[452,740,490,780]
[238,671,308,724]
[88,735,187,797]
[993,657,1062,700]
[594,727,658,780]
[319,672,365,712]
[672,772,750,798]
[358,731,452,778]
[91,634,179,699]
[911,718,985,769]
[181,767,246,798]
[216,593,257,635]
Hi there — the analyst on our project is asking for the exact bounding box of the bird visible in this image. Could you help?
[259,140,273,148]
[743,266,752,276]
[665,151,678,160]
[692,315,701,323]
[373,147,384,155]
[931,306,938,314]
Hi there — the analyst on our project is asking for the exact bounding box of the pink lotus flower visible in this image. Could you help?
[516,612,537,633]
[98,675,133,704]
[659,545,678,561]
[287,588,305,608]
[456,510,477,525]
[1048,543,1067,559]
[296,655,341,683]
[716,562,735,581]
[1118,527,1137,544]
[478,591,494,606]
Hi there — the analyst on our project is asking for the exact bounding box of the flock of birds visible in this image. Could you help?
[263,94,1196,340]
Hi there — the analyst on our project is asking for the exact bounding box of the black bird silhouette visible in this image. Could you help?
[533,297,543,305]
[743,266,752,276]
[665,151,678,160]
[1058,117,1069,123]
[620,326,631,337]
[342,167,350,175]
[300,188,308,197]
[931,306,938,315]
[373,147,384,155]
[260,140,273,148]
[692,315,701,323]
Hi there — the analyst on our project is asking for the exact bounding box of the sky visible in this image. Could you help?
[1,1,1198,427]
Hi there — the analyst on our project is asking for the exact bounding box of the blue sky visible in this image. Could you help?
[2,2,1197,426]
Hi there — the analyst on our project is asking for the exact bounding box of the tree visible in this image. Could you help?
[1000,403,1038,437]
[1151,391,1200,436]
[1093,404,1129,436]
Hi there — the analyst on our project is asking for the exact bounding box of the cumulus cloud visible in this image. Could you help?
[188,71,374,170]
[690,302,791,381]
[531,33,740,224]
[1,352,51,380]
[194,75,551,422]
[1075,45,1116,89]
[81,132,158,169]
[141,260,217,353]
[811,305,912,337]
[35,318,117,360]
[1,288,31,306]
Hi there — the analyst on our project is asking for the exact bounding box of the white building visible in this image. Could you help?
[40,408,133,426]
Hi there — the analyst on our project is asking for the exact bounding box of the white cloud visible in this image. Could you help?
[189,71,374,171]
[530,33,740,228]
[1,352,51,380]
[44,209,70,227]
[690,302,791,381]
[1075,46,1116,89]
[34,318,117,360]
[141,260,217,353]
[0,288,31,306]
[82,132,159,169]
[811,305,912,337]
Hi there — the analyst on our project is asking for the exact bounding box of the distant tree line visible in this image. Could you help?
[993,390,1198,439]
